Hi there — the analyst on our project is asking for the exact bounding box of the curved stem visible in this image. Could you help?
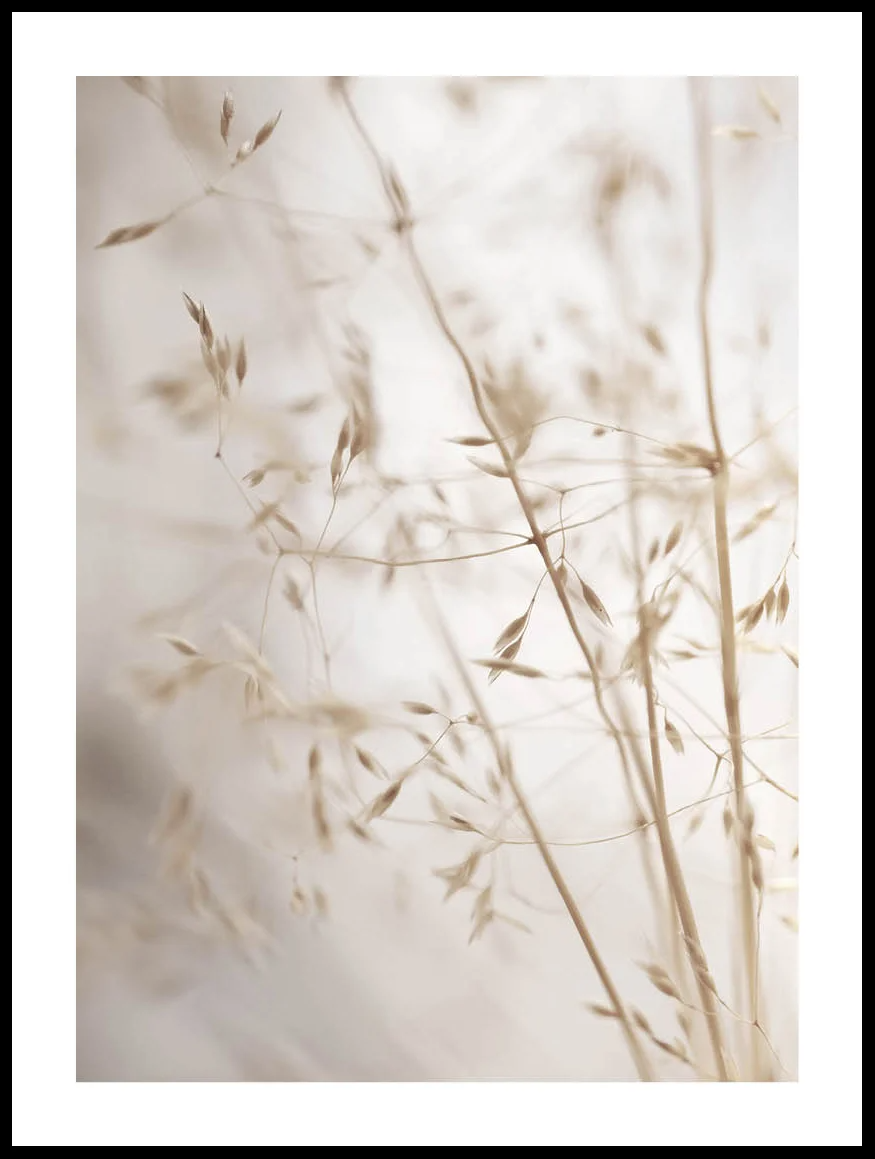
[341,78,732,1081]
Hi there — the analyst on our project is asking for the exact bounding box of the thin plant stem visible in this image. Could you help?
[690,77,765,1079]
[623,446,730,1079]
[414,560,655,1083]
[340,79,731,1081]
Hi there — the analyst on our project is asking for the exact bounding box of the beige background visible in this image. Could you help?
[77,76,798,1081]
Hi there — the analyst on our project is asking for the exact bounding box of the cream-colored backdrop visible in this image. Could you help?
[77,77,797,1081]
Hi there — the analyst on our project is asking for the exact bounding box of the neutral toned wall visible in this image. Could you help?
[77,76,797,1081]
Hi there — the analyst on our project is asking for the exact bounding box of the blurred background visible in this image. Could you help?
[77,76,797,1081]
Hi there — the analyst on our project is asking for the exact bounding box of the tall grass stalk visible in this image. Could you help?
[340,80,735,1081]
[690,77,767,1078]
